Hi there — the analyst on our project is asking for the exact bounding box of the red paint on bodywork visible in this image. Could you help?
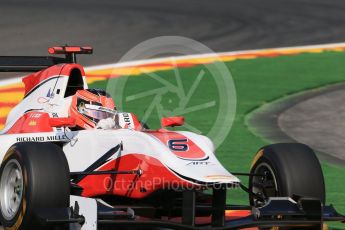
[6,112,53,134]
[48,46,93,55]
[161,116,185,127]
[49,117,76,128]
[22,63,85,95]
[78,154,197,198]
[148,131,207,160]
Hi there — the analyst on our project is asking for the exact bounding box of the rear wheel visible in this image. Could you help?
[249,143,325,207]
[0,142,70,229]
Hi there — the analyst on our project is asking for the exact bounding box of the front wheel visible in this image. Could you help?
[0,142,70,229]
[249,143,325,207]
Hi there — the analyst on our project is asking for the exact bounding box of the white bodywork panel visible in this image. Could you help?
[63,129,239,184]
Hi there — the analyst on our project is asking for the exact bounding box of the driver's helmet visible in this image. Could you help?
[69,89,116,129]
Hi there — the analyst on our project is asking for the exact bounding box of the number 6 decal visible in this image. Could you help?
[168,139,189,152]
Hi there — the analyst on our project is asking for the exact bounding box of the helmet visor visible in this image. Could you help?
[79,103,116,122]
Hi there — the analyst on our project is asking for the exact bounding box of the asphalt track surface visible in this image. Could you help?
[247,83,345,168]
[1,0,345,66]
[279,84,345,165]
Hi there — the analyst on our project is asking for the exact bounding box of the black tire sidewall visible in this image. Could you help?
[249,143,325,205]
[0,142,70,229]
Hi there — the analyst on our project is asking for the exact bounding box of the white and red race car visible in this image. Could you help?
[0,46,343,230]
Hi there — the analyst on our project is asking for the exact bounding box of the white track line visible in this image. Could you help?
[85,42,345,71]
[2,42,345,86]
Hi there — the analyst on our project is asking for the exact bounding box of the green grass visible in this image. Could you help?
[90,51,345,228]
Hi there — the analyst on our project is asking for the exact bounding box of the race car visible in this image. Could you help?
[0,46,343,230]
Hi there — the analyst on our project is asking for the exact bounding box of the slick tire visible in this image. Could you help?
[0,142,70,230]
[249,143,325,206]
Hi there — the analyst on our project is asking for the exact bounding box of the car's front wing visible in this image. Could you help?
[34,194,345,230]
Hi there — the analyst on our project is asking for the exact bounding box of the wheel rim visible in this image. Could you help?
[251,162,278,206]
[0,159,24,220]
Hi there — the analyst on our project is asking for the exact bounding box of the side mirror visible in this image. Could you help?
[49,117,76,128]
[161,116,184,127]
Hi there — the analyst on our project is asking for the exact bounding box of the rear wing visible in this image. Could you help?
[0,46,92,72]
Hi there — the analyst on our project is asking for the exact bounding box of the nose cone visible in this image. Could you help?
[146,130,240,186]
[148,130,209,161]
